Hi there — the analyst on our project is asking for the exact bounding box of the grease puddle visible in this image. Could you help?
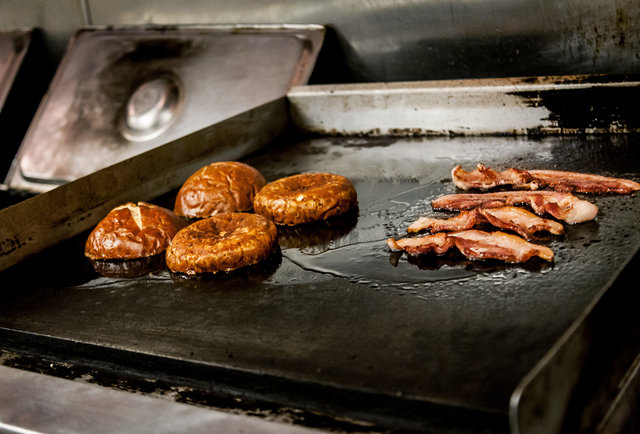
[282,239,475,285]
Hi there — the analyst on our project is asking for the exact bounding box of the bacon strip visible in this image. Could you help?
[408,206,564,240]
[387,232,453,255]
[452,164,640,194]
[527,169,640,194]
[479,206,564,239]
[408,210,477,233]
[431,191,598,224]
[448,230,554,262]
[452,164,531,190]
[387,230,554,263]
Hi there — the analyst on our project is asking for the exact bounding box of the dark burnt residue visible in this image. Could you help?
[331,136,398,148]
[0,236,27,257]
[103,37,200,122]
[113,38,200,63]
[513,85,640,132]
[0,348,397,433]
[546,135,640,174]
[615,7,629,48]
[91,254,167,279]
[303,127,461,138]
[517,73,640,86]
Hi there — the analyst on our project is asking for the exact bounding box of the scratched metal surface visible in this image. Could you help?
[0,134,639,430]
[6,26,323,192]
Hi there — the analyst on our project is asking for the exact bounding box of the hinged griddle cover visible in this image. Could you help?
[0,30,31,109]
[5,25,323,192]
[0,29,42,180]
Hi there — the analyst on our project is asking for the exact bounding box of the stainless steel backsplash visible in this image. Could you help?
[1,0,639,83]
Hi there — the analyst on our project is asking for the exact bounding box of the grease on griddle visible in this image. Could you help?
[168,246,282,284]
[277,207,358,251]
[398,248,552,274]
[284,239,475,285]
[90,253,167,278]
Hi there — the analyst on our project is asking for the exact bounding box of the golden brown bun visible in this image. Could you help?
[174,161,266,218]
[253,173,358,226]
[166,213,278,275]
[85,202,186,260]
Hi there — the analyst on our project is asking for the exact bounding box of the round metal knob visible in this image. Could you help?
[122,76,181,141]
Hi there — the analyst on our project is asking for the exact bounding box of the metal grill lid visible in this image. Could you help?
[5,25,324,192]
[0,30,32,109]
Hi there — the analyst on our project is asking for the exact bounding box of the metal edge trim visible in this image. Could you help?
[0,29,33,109]
[508,243,640,434]
[3,26,88,186]
[287,76,640,136]
[289,74,640,94]
[73,23,326,34]
[0,364,320,434]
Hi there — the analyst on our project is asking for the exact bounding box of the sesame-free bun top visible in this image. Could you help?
[253,173,358,226]
[166,213,278,275]
[85,202,186,260]
[174,161,266,219]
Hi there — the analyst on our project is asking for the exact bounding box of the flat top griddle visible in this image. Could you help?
[1,133,639,431]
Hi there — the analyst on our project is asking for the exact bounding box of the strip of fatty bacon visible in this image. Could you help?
[452,164,640,194]
[407,206,564,240]
[387,230,554,263]
[431,191,598,224]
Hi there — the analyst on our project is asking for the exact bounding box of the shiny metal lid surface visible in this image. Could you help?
[7,25,324,192]
[0,30,32,112]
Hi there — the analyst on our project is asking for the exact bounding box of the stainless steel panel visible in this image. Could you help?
[5,25,323,192]
[3,1,639,84]
[0,0,87,63]
[510,251,640,433]
[0,29,32,181]
[0,30,30,109]
[0,365,321,434]
[0,29,54,181]
[87,0,640,83]
[288,75,640,136]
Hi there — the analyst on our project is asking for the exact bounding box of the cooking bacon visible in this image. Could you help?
[408,206,564,240]
[452,164,640,194]
[387,232,453,255]
[387,230,554,263]
[479,206,564,239]
[448,230,554,262]
[526,169,640,194]
[408,210,477,234]
[431,191,598,224]
[452,164,530,190]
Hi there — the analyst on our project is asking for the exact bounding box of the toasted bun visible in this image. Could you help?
[253,173,358,226]
[85,202,186,260]
[166,213,278,275]
[174,161,266,218]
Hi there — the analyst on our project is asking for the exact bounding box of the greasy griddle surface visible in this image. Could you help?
[1,134,639,415]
